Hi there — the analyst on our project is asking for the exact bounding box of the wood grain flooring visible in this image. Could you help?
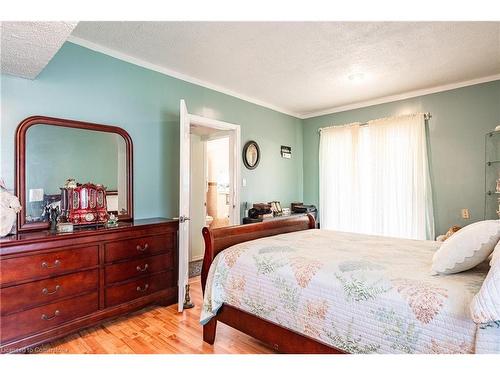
[37,277,275,354]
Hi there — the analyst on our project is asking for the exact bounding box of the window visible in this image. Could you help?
[319,113,434,240]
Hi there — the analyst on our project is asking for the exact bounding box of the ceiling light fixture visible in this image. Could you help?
[348,72,365,82]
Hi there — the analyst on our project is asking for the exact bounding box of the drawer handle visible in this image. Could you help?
[41,310,60,321]
[42,285,61,295]
[136,283,149,293]
[41,259,61,269]
[136,243,149,252]
[136,264,149,272]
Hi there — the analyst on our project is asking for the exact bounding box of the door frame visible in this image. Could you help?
[178,100,241,312]
[188,114,241,225]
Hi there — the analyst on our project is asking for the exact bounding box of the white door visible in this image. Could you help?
[228,133,237,225]
[178,99,190,312]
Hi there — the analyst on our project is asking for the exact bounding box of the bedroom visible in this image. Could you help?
[0,0,499,372]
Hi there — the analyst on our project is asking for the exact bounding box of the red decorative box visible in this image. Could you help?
[60,182,108,225]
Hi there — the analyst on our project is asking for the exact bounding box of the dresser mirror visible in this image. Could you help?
[16,116,133,232]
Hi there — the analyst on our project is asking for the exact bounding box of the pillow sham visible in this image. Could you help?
[431,220,500,275]
[470,242,500,323]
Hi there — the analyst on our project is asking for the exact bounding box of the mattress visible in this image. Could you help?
[201,229,500,354]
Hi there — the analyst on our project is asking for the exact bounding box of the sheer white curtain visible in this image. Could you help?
[319,114,434,240]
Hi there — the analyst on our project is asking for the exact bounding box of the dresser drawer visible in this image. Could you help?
[0,269,98,316]
[0,246,99,285]
[105,271,174,307]
[104,234,173,262]
[105,253,173,285]
[0,292,98,343]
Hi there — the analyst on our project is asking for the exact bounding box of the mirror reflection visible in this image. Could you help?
[25,124,128,223]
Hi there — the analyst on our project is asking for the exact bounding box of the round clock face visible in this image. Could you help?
[84,213,95,222]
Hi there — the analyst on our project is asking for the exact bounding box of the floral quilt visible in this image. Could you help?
[201,229,500,354]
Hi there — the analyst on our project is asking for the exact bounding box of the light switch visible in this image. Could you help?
[461,208,470,219]
[242,178,247,187]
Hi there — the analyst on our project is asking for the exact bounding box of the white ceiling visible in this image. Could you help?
[70,22,500,118]
[2,22,498,117]
[1,21,77,79]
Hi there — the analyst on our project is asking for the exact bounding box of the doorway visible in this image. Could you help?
[189,131,232,278]
[178,100,241,312]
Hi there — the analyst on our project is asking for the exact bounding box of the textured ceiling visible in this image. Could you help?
[71,22,500,117]
[1,21,77,79]
[3,22,498,116]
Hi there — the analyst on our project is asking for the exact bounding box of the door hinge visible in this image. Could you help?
[178,215,190,223]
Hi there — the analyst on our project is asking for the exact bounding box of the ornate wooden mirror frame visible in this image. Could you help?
[15,116,134,232]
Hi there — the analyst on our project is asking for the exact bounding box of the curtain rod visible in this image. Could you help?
[318,112,432,133]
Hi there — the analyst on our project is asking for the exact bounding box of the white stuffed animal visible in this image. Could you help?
[0,180,22,237]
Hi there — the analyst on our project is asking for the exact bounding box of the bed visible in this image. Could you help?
[200,215,500,354]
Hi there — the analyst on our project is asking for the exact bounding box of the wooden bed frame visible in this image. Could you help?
[200,214,344,354]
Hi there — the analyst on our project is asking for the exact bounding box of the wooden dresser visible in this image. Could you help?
[0,218,178,353]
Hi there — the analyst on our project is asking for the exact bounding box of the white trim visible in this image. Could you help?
[187,108,241,227]
[300,74,500,119]
[200,130,231,142]
[189,114,239,131]
[178,99,190,312]
[67,35,500,121]
[203,140,208,226]
[229,127,241,226]
[67,35,300,118]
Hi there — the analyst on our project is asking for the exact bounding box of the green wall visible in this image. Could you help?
[2,41,498,235]
[1,42,304,221]
[302,80,500,235]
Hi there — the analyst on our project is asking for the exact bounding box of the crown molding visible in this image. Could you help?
[299,74,500,119]
[67,35,499,121]
[66,35,302,119]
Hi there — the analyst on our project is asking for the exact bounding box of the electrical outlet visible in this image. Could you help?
[461,208,470,219]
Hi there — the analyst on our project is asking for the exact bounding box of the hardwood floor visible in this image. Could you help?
[37,276,275,354]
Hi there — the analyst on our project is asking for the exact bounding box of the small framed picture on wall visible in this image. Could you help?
[281,146,291,159]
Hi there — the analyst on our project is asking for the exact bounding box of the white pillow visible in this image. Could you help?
[470,242,500,323]
[431,220,500,275]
